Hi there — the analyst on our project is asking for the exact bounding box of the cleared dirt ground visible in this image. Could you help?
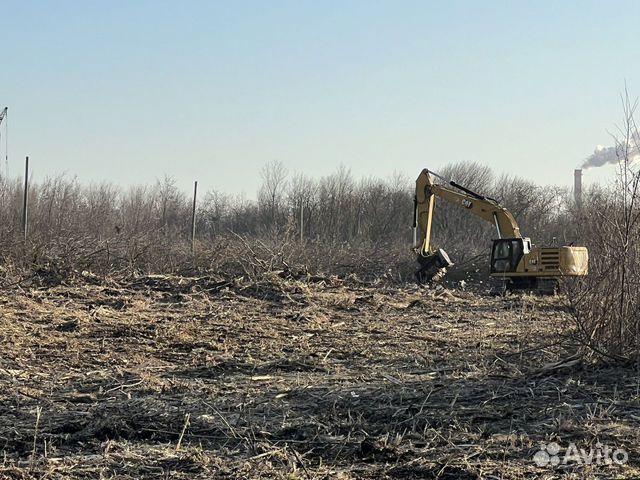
[1,273,639,479]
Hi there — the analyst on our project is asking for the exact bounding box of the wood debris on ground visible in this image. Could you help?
[0,273,638,479]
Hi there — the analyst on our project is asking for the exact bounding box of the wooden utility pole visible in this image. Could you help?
[191,181,198,254]
[22,156,29,243]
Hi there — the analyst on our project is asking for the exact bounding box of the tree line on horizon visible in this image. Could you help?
[0,153,636,360]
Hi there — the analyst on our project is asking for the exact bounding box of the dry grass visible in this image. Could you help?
[0,274,639,479]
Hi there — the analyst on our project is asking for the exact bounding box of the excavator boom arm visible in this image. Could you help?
[414,168,521,256]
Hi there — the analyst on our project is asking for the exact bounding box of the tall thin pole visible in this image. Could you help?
[299,201,304,244]
[4,107,7,178]
[22,156,29,243]
[5,108,7,178]
[0,107,7,178]
[191,180,198,254]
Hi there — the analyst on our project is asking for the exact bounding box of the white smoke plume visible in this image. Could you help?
[582,143,640,169]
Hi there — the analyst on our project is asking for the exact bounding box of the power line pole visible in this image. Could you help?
[0,107,7,177]
[300,201,304,244]
[22,156,29,243]
[191,181,198,254]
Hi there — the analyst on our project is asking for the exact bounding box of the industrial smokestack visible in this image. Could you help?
[574,169,582,207]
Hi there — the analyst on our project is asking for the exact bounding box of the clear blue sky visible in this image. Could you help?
[2,0,638,196]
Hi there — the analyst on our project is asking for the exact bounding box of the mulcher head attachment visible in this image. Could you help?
[415,248,453,283]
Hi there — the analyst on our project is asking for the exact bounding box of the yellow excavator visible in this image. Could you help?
[412,168,588,292]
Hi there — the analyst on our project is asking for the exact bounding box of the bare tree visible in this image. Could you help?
[571,89,640,360]
[258,160,288,232]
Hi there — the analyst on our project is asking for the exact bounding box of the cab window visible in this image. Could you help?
[492,241,512,272]
[492,239,524,273]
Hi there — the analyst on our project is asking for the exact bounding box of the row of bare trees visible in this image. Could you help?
[0,143,637,360]
[199,160,578,253]
[202,163,412,244]
[0,159,583,268]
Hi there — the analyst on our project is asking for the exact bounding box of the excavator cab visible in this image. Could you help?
[490,238,531,274]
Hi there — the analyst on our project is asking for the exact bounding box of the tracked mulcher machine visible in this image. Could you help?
[412,168,588,292]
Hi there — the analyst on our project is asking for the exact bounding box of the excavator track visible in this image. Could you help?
[489,277,558,296]
[499,277,559,295]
